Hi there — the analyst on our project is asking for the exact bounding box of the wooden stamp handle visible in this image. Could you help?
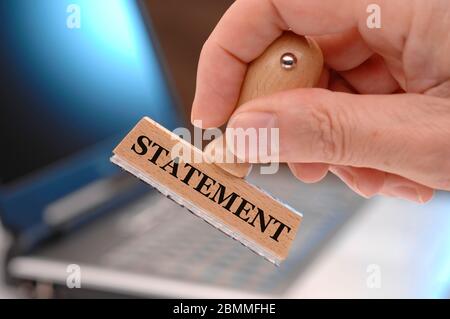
[205,32,324,178]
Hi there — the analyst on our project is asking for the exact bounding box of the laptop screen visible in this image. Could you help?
[0,0,181,187]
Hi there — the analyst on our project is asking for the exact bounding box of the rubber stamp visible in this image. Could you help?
[111,32,323,265]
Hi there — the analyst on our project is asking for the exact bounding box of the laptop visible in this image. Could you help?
[0,0,392,298]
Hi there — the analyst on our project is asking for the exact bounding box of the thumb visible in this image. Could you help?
[226,88,450,191]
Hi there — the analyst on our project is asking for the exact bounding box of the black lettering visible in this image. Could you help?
[248,208,276,233]
[131,135,152,155]
[194,174,217,197]
[233,199,255,222]
[181,163,202,186]
[133,137,291,242]
[149,143,169,165]
[210,183,239,212]
[269,218,291,242]
[160,158,180,178]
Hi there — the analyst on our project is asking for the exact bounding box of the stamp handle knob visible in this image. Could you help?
[204,32,324,178]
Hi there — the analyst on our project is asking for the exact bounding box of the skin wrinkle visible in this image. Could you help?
[339,97,359,166]
[269,0,289,31]
[214,40,248,65]
[351,100,384,168]
[313,28,374,72]
[308,98,340,163]
[383,56,407,90]
[401,1,417,92]
[357,0,414,81]
[334,93,367,166]
[417,101,450,180]
[214,0,285,62]
[323,49,372,73]
[426,80,450,99]
[403,0,450,93]
[340,55,400,94]
[388,98,445,179]
[333,100,350,165]
[377,99,417,171]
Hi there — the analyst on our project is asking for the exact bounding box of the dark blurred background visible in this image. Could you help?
[145,0,234,119]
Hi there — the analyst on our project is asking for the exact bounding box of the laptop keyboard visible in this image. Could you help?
[101,168,366,294]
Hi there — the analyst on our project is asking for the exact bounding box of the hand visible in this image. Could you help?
[191,0,450,203]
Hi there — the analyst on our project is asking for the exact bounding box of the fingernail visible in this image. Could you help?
[228,112,277,130]
[392,186,424,203]
[332,167,374,199]
[227,112,278,162]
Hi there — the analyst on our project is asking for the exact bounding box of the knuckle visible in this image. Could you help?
[305,92,352,163]
[420,102,450,190]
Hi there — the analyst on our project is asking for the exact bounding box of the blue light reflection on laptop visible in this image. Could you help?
[15,0,176,137]
[0,0,181,232]
[428,197,450,298]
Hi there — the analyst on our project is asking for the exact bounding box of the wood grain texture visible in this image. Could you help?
[113,117,302,263]
[205,32,324,178]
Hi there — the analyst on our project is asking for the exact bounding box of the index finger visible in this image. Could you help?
[191,0,360,128]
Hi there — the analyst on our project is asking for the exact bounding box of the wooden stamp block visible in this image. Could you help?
[112,117,302,265]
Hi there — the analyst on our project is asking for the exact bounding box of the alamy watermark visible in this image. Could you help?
[171,120,280,175]
[366,4,382,29]
[66,264,81,289]
[366,264,382,289]
[66,4,81,29]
